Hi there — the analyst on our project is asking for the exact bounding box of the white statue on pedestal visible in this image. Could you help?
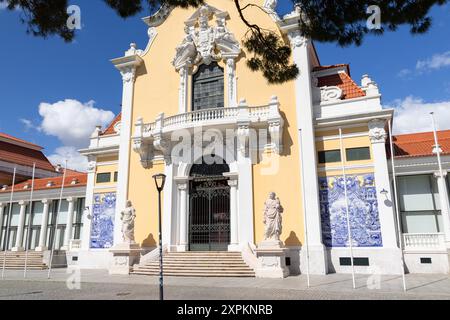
[121,200,136,243]
[263,192,284,241]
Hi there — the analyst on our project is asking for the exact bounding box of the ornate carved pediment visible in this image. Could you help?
[172,5,241,70]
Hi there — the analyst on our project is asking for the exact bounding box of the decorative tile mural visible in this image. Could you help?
[90,193,116,249]
[319,174,382,247]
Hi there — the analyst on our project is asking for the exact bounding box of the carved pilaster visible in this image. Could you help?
[287,30,308,49]
[368,119,388,144]
[267,96,284,154]
[226,58,237,108]
[120,66,137,84]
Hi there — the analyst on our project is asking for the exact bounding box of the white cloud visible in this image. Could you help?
[38,99,114,148]
[21,99,115,172]
[46,146,88,172]
[397,68,412,78]
[416,51,450,72]
[20,118,36,131]
[386,96,450,134]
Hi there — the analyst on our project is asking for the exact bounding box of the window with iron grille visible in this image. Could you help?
[192,62,224,111]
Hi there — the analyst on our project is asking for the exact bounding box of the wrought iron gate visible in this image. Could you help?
[189,178,230,251]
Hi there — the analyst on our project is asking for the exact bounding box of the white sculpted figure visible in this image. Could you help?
[193,7,219,65]
[121,200,136,243]
[263,192,284,241]
[173,27,197,70]
[215,17,240,55]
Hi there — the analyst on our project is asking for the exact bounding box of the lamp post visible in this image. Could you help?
[153,173,166,301]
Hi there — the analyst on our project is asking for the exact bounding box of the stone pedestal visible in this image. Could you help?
[255,240,289,278]
[109,243,142,275]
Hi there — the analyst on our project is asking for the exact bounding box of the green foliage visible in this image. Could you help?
[293,0,448,46]
[3,0,74,41]
[244,32,299,84]
[1,0,448,83]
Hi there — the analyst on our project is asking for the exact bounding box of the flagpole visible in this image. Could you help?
[298,129,311,288]
[430,112,450,247]
[2,167,17,279]
[388,120,407,292]
[339,128,356,289]
[47,160,68,279]
[430,112,450,211]
[24,163,36,278]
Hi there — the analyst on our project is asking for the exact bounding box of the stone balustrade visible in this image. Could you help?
[403,233,446,250]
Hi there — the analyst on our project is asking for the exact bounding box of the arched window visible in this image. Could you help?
[192,62,224,111]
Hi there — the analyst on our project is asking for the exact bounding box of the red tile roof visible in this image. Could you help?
[0,172,87,193]
[389,130,450,159]
[101,113,121,136]
[0,140,55,172]
[313,64,350,74]
[0,132,42,150]
[317,72,366,100]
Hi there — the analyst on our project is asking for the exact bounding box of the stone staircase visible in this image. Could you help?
[0,251,47,270]
[132,251,255,277]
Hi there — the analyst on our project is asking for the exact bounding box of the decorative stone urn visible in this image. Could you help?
[255,193,289,278]
[109,201,142,275]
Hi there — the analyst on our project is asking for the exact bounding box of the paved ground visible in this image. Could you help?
[0,269,449,300]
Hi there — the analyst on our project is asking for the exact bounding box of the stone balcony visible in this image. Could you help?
[131,96,284,168]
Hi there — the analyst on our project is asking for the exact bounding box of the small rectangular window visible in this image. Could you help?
[318,150,341,164]
[340,257,370,266]
[346,147,371,161]
[420,257,432,264]
[96,173,111,184]
[114,172,118,182]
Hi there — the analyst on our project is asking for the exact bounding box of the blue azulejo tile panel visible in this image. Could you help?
[319,174,383,248]
[90,193,116,249]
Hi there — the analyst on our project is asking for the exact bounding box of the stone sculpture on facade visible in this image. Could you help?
[263,192,284,241]
[256,192,289,278]
[172,5,241,70]
[109,200,141,275]
[120,200,136,244]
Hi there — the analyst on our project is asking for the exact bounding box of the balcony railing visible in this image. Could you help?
[140,97,282,135]
[132,97,285,166]
[403,233,446,250]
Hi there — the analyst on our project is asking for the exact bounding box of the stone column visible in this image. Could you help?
[226,58,237,108]
[228,178,239,251]
[112,44,143,246]
[178,65,189,113]
[369,119,398,249]
[434,171,450,247]
[12,200,28,252]
[35,199,50,251]
[81,158,96,250]
[177,181,188,251]
[288,29,328,274]
[62,197,76,251]
[0,202,5,249]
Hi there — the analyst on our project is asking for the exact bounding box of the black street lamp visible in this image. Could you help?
[153,173,166,301]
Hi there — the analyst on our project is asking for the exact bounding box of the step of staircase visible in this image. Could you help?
[132,251,255,277]
[0,251,48,270]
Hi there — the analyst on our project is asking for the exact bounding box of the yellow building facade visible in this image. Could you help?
[78,1,407,276]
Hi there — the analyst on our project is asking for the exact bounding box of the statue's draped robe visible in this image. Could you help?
[264,199,282,240]
[121,208,136,243]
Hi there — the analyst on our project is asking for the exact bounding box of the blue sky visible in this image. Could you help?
[0,0,449,170]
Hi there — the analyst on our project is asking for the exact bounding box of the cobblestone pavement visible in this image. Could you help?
[0,269,449,300]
